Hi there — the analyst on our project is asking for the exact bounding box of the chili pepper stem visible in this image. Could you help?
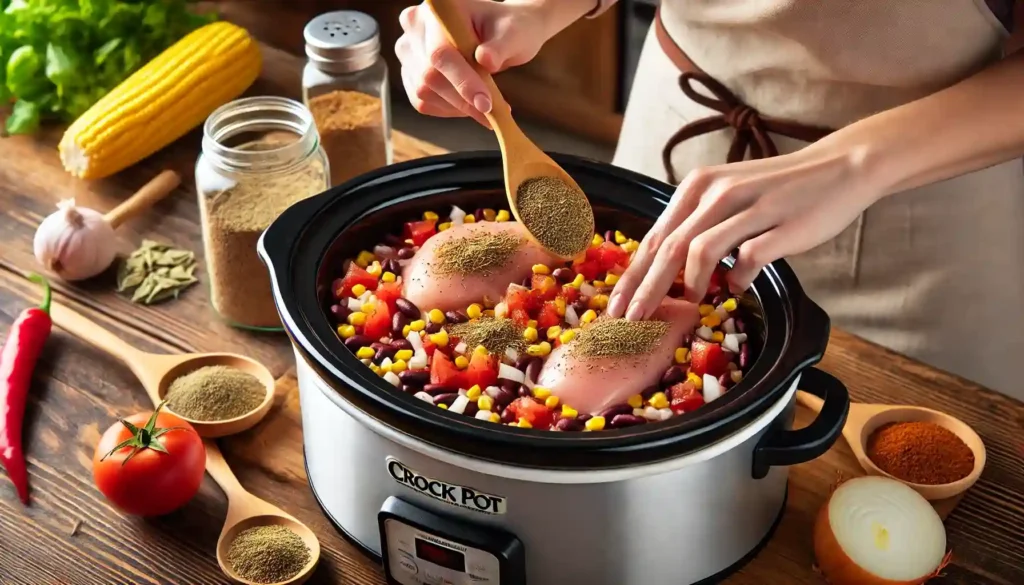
[26,273,51,314]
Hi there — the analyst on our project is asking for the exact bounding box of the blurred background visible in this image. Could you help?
[198,1,661,162]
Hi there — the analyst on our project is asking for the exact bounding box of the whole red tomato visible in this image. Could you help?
[92,404,206,516]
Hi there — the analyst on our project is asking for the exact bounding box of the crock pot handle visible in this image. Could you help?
[750,367,849,480]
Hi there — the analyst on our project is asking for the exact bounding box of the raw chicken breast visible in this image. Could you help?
[402,221,559,312]
[536,298,701,415]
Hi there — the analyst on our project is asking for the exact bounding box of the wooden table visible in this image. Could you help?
[1,46,1023,585]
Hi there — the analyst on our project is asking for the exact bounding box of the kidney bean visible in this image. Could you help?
[571,300,588,315]
[739,343,750,368]
[603,229,615,242]
[735,318,746,333]
[717,373,732,390]
[660,365,686,387]
[679,333,692,347]
[518,386,532,398]
[397,247,415,260]
[555,418,584,432]
[330,304,351,320]
[501,379,521,393]
[598,404,633,419]
[521,276,533,288]
[432,393,459,407]
[423,384,457,396]
[344,335,374,350]
[609,414,647,428]
[425,321,443,334]
[495,388,517,407]
[576,414,593,423]
[384,234,405,247]
[395,298,421,319]
[472,208,487,222]
[400,384,418,394]
[391,312,409,338]
[501,408,516,424]
[383,259,402,275]
[374,346,397,363]
[524,358,543,383]
[391,338,413,351]
[514,355,531,370]
[398,370,430,386]
[445,310,469,324]
[640,384,662,399]
[464,402,479,418]
[552,267,575,283]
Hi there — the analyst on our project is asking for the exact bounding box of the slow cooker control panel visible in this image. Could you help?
[379,497,525,585]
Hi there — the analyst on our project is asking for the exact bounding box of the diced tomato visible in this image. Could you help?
[510,308,531,327]
[338,264,379,297]
[430,352,465,388]
[375,281,403,312]
[594,242,630,272]
[422,337,438,357]
[403,220,437,246]
[536,301,561,330]
[669,381,705,414]
[463,352,499,389]
[690,339,731,377]
[707,265,727,296]
[574,260,602,281]
[508,397,554,429]
[505,284,540,314]
[557,285,580,304]
[530,274,559,301]
[363,302,392,340]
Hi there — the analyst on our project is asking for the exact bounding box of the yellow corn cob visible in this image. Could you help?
[59,22,262,179]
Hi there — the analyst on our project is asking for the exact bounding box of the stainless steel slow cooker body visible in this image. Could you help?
[260,152,850,585]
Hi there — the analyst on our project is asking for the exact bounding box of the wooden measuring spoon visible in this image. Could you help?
[797,390,986,501]
[424,0,594,260]
[49,302,275,438]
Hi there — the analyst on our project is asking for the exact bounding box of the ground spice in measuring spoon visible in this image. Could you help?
[448,318,525,354]
[570,318,669,358]
[164,365,266,422]
[227,524,311,584]
[866,421,975,485]
[515,176,594,258]
[433,230,523,276]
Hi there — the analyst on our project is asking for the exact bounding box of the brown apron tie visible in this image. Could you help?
[654,9,834,184]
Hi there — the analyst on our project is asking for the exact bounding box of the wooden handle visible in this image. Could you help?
[104,170,181,229]
[50,302,148,369]
[796,389,825,414]
[204,441,247,499]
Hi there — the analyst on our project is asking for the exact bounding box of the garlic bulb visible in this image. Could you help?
[34,199,118,281]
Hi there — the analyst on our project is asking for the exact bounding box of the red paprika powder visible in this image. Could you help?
[866,421,974,485]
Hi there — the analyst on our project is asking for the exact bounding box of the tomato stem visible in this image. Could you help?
[101,402,186,464]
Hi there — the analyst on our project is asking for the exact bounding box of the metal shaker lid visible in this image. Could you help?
[304,11,381,74]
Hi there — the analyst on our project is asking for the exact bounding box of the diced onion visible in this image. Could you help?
[347,298,362,312]
[643,406,661,421]
[407,332,424,351]
[475,409,493,420]
[360,359,371,366]
[703,374,722,402]
[383,371,401,386]
[380,357,393,370]
[485,386,502,399]
[565,306,580,326]
[454,342,468,355]
[814,477,948,585]
[714,306,729,321]
[723,318,736,334]
[409,351,428,370]
[633,408,645,417]
[414,391,433,402]
[695,326,714,341]
[505,347,519,363]
[734,333,748,343]
[498,363,525,383]
[449,395,470,415]
[580,283,597,297]
[659,408,674,421]
[450,205,466,225]
[723,333,741,354]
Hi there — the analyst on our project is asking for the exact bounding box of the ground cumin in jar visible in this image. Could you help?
[866,421,975,485]
[308,90,388,186]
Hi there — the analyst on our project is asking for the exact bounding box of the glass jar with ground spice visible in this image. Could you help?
[196,96,328,330]
[302,11,392,187]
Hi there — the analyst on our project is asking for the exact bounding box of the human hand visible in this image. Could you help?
[607,146,883,320]
[396,0,550,127]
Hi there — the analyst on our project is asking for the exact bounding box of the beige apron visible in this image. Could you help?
[613,0,1024,400]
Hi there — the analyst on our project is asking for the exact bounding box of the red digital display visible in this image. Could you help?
[415,538,466,572]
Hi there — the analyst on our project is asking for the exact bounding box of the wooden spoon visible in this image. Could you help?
[49,302,274,438]
[797,390,986,501]
[425,0,594,260]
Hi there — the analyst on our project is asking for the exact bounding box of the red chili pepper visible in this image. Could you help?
[0,274,52,504]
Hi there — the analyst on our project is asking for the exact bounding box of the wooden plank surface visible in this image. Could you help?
[1,42,1023,585]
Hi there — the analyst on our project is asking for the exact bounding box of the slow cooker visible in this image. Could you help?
[259,151,850,585]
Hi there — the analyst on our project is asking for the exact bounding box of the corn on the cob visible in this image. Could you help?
[59,22,261,179]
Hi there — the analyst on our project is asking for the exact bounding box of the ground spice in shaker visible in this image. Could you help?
[307,90,387,186]
[866,421,975,485]
[227,524,311,584]
[571,318,669,358]
[515,176,594,258]
[164,365,265,422]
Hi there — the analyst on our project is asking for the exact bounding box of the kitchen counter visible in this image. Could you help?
[0,45,1022,585]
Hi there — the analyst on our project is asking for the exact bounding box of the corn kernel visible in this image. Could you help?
[698,304,715,317]
[351,284,367,298]
[361,302,376,314]
[495,209,511,222]
[581,309,597,324]
[627,394,643,409]
[559,329,577,344]
[464,214,476,223]
[466,385,482,401]
[687,372,704,389]
[590,294,609,310]
[527,342,552,357]
[393,349,413,362]
[523,327,539,342]
[483,309,496,318]
[423,211,439,221]
[605,273,620,286]
[711,331,725,343]
[428,309,445,324]
[701,313,722,328]
[467,303,483,319]
[545,395,560,408]
[532,386,552,400]
[593,280,606,288]
[402,325,411,337]
[731,370,744,384]
[438,221,453,231]
[482,208,497,221]
[585,416,606,431]
[356,347,375,359]
[723,298,738,312]
[674,347,689,364]
[429,330,449,347]
[649,392,670,409]
[532,264,550,275]
[494,302,508,319]
[570,274,585,288]
[517,419,532,429]
[591,234,604,247]
[405,238,415,245]
[366,261,383,277]
[622,240,639,253]
[409,320,426,332]
[455,356,469,369]
[474,345,489,357]
[561,405,578,419]
[355,251,375,268]
[489,412,501,422]
[382,271,397,283]
[478,395,494,411]
[555,297,566,316]
[348,312,367,326]
[438,403,448,410]
[527,319,538,329]
[370,364,382,375]
[390,360,408,374]
[337,324,356,338]
[546,326,562,340]
[614,230,627,244]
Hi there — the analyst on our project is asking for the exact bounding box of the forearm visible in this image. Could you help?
[810,51,1024,198]
[524,0,615,40]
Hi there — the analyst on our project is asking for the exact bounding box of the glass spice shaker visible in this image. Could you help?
[302,11,393,188]
[195,96,329,331]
